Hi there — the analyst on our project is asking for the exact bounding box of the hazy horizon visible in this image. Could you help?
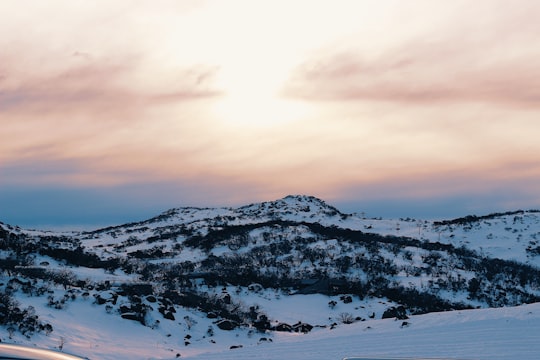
[2,191,534,230]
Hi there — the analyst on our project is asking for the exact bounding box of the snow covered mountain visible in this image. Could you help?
[1,195,540,359]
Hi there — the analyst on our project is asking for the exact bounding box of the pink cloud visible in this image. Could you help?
[0,52,223,176]
[0,58,221,115]
[284,46,540,107]
[283,2,540,109]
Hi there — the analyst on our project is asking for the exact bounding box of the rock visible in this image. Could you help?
[207,312,218,319]
[292,322,313,333]
[221,293,231,304]
[163,311,175,321]
[382,306,409,320]
[121,312,139,321]
[248,283,263,293]
[274,323,293,332]
[216,319,239,331]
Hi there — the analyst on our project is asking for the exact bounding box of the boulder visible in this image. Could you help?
[216,319,239,331]
[292,322,313,333]
[121,312,139,321]
[382,306,409,320]
[207,312,218,319]
[248,283,263,293]
[274,323,293,332]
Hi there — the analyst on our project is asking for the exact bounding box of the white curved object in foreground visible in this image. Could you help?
[0,344,86,360]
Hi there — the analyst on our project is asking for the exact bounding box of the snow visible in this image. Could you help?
[7,298,540,360]
[188,304,540,360]
[68,205,540,271]
[3,196,540,359]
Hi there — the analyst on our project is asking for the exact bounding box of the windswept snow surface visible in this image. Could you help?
[6,301,540,360]
[190,304,540,360]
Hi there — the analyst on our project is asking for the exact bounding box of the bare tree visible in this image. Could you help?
[338,312,355,324]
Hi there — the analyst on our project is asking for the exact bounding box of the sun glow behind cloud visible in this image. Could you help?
[208,35,311,128]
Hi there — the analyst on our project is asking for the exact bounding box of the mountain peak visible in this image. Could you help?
[237,194,345,220]
[281,194,342,212]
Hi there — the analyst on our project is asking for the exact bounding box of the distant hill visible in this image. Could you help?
[1,195,540,357]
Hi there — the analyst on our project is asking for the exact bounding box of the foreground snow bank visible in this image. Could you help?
[6,302,539,360]
[189,302,540,360]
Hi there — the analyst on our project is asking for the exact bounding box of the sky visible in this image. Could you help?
[2,0,540,228]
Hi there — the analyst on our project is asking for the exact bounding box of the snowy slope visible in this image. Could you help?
[6,298,540,360]
[70,196,540,269]
[187,302,540,360]
[1,195,540,359]
[335,210,540,268]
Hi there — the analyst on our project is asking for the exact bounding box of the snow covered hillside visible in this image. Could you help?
[1,195,539,359]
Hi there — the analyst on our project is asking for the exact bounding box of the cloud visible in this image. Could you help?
[0,51,223,170]
[0,58,220,114]
[283,1,540,108]
[284,47,540,108]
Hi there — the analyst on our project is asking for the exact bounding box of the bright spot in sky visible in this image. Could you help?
[212,93,310,127]
[212,64,310,127]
